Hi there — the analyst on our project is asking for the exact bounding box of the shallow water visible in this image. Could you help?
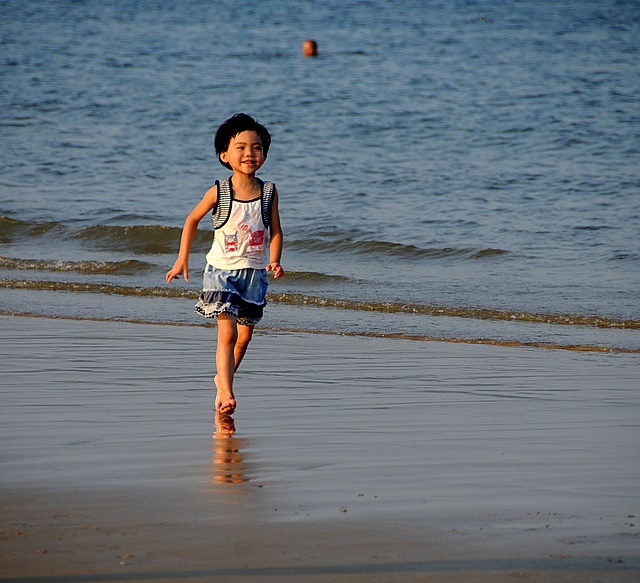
[1,0,639,350]
[1,317,638,543]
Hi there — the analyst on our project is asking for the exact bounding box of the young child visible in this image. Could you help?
[166,113,284,415]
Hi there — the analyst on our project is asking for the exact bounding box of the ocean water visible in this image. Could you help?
[1,0,639,351]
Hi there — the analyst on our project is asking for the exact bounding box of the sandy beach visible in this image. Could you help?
[1,315,638,582]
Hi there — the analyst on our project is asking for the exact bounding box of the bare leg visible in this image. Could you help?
[234,323,254,371]
[215,314,237,414]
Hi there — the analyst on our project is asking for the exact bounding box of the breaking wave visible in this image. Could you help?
[1,216,508,260]
[2,278,637,330]
[0,256,154,275]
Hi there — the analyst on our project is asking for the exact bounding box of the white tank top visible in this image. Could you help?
[206,197,268,269]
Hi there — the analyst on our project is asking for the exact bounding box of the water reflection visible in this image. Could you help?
[212,413,248,484]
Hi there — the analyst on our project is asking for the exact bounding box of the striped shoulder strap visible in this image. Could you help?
[261,181,275,229]
[212,177,232,230]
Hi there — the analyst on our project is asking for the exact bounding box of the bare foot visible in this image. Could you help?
[214,375,236,414]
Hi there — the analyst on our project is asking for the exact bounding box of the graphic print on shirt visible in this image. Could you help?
[224,232,238,253]
[248,229,265,253]
[223,225,265,256]
[234,222,265,255]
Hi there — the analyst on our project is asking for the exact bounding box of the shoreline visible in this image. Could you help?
[2,309,638,354]
[1,315,638,581]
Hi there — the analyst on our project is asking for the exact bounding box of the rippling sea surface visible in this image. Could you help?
[1,0,639,350]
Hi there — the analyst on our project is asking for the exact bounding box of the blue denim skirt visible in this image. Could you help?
[195,265,268,326]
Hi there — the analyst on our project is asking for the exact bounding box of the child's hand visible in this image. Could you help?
[166,258,189,283]
[267,262,284,279]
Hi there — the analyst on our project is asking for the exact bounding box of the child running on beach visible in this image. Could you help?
[166,113,284,415]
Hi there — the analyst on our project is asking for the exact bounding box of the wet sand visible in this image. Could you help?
[1,315,638,582]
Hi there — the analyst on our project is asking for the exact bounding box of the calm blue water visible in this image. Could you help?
[1,0,639,350]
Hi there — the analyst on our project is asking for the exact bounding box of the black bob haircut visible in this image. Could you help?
[214,113,272,170]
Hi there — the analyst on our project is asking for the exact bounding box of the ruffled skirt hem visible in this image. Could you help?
[194,290,265,326]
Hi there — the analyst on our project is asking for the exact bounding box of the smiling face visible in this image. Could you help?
[219,130,265,176]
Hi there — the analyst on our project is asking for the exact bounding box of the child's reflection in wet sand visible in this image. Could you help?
[212,413,247,484]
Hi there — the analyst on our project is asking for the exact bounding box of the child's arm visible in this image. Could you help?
[266,189,284,279]
[166,185,218,284]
